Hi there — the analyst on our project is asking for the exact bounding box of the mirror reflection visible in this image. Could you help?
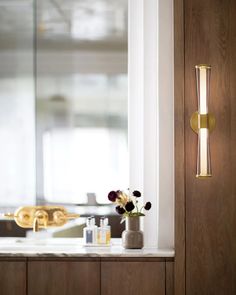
[0,0,128,238]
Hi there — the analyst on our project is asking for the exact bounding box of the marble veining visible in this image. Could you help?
[0,238,174,258]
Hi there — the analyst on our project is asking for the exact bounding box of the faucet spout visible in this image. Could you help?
[33,217,39,232]
[33,210,48,232]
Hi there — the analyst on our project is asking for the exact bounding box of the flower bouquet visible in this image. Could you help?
[107,189,152,249]
[108,190,152,221]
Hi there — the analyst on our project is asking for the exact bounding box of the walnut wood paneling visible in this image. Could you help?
[166,262,174,295]
[229,4,236,293]
[0,260,26,295]
[184,0,236,294]
[101,261,165,295]
[28,260,100,295]
[174,0,186,294]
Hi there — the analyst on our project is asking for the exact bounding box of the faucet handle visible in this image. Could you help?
[66,213,80,219]
[53,210,65,225]
[53,211,80,225]
[3,213,15,219]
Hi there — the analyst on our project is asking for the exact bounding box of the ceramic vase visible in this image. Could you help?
[122,216,144,249]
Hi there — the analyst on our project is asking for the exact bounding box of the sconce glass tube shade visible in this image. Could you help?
[195,64,212,178]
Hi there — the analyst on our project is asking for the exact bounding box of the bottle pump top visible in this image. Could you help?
[100,216,105,226]
[86,217,91,226]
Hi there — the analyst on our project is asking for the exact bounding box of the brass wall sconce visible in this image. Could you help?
[190,64,216,178]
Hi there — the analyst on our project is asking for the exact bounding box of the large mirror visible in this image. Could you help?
[0,0,128,237]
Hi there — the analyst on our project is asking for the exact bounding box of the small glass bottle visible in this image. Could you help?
[91,216,98,244]
[104,217,111,245]
[98,217,111,245]
[83,217,93,244]
[98,217,106,245]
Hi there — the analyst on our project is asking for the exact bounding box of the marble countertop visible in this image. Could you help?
[0,238,174,258]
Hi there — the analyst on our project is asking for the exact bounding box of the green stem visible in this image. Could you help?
[135,197,139,213]
[140,206,144,212]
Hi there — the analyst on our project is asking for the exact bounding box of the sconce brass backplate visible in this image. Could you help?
[190,112,216,133]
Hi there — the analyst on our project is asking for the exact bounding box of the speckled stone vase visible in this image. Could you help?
[122,217,144,249]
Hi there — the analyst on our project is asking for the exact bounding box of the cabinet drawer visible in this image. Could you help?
[28,259,100,295]
[101,261,165,295]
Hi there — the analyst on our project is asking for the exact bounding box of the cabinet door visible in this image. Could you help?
[0,260,26,295]
[101,260,165,295]
[166,261,174,295]
[28,259,100,295]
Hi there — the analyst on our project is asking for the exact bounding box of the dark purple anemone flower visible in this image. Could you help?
[144,202,152,210]
[125,201,135,212]
[133,190,141,198]
[115,206,126,215]
[108,191,118,202]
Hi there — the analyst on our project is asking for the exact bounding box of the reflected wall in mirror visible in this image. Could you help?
[0,0,128,237]
[0,0,35,207]
[36,0,128,204]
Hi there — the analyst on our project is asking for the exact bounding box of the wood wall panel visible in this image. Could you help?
[184,0,236,294]
[229,3,236,294]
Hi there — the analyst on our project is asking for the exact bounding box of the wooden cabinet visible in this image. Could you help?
[101,258,166,295]
[166,261,174,295]
[0,259,26,295]
[0,257,173,295]
[28,258,100,295]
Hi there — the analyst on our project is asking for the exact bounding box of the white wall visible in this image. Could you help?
[129,0,174,248]
[158,0,174,249]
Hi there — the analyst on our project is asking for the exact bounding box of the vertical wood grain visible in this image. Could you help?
[166,262,174,295]
[0,260,26,295]
[229,2,236,294]
[28,260,100,295]
[101,261,165,295]
[174,0,186,294]
[184,0,236,294]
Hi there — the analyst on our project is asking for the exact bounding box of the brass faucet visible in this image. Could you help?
[4,206,80,232]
